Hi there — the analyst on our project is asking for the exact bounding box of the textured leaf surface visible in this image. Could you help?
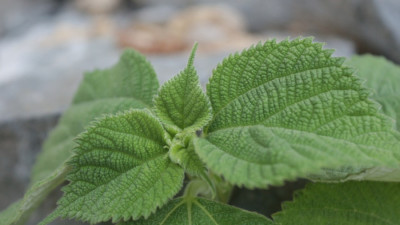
[0,49,159,225]
[40,110,184,224]
[32,98,148,183]
[196,38,400,188]
[273,181,400,225]
[154,44,211,133]
[347,55,400,130]
[33,49,159,183]
[120,197,273,225]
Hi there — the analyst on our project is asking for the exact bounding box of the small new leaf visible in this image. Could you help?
[40,110,184,224]
[154,43,212,133]
[273,181,400,225]
[196,38,400,188]
[120,197,273,225]
[169,138,206,177]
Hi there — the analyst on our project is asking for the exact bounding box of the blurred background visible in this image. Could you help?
[0,0,399,224]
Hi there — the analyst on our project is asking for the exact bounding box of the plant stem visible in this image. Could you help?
[183,171,233,204]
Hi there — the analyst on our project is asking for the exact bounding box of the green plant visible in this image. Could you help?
[1,37,400,225]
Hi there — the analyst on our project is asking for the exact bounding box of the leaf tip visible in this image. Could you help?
[188,42,199,67]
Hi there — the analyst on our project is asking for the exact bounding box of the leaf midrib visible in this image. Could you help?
[193,200,219,225]
[159,200,186,225]
[204,126,397,166]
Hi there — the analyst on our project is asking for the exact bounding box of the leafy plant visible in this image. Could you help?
[1,38,400,225]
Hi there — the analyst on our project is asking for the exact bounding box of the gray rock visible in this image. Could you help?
[0,0,60,36]
[0,38,120,122]
[0,115,58,214]
[133,4,179,24]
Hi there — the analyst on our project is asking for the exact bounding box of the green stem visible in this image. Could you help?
[183,171,233,204]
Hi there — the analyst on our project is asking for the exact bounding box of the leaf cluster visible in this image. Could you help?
[1,38,400,225]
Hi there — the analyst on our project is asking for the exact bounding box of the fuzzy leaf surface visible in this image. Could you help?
[32,98,148,183]
[347,55,400,130]
[273,181,400,225]
[0,49,159,225]
[196,38,400,188]
[120,197,273,225]
[39,110,184,224]
[154,44,211,133]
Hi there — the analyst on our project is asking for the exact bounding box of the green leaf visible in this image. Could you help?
[154,43,212,133]
[40,110,184,225]
[0,49,160,225]
[196,38,400,188]
[120,197,273,225]
[73,49,159,105]
[32,98,148,183]
[33,49,159,183]
[195,127,400,187]
[0,166,70,225]
[347,55,400,130]
[273,181,400,225]
[311,55,400,182]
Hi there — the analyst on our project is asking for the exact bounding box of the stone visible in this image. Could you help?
[0,114,57,223]
[118,4,265,53]
[0,0,59,36]
[139,0,400,63]
[74,0,121,15]
[118,23,188,54]
[133,4,178,24]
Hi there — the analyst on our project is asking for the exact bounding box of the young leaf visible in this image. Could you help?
[195,38,400,188]
[273,181,400,225]
[347,55,400,130]
[119,197,273,225]
[0,49,160,225]
[154,43,212,133]
[39,110,184,224]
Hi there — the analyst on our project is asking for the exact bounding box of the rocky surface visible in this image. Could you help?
[0,115,59,210]
[0,0,60,36]
[140,0,400,63]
